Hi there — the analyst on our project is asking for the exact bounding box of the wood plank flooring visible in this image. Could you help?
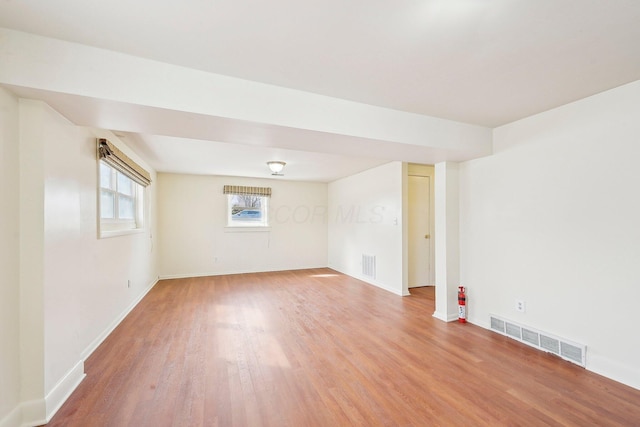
[45,269,640,426]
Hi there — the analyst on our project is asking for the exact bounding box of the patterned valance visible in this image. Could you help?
[223,185,272,197]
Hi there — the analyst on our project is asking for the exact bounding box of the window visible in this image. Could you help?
[227,194,269,227]
[97,138,151,237]
[99,161,144,232]
[224,185,271,228]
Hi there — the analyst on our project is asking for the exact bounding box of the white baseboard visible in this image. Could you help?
[2,361,85,427]
[362,278,403,296]
[587,352,640,391]
[17,399,45,427]
[432,311,447,322]
[5,278,159,427]
[447,312,460,322]
[0,405,21,427]
[159,271,234,280]
[432,310,460,322]
[159,265,328,281]
[81,277,158,361]
[472,315,640,391]
[327,266,404,297]
[44,361,86,423]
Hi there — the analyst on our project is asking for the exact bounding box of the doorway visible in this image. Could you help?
[408,164,434,288]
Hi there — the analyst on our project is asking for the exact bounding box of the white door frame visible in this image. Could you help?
[407,165,435,288]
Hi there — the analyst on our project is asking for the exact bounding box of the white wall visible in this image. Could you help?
[328,162,405,295]
[0,88,21,426]
[459,80,640,389]
[158,173,327,277]
[17,99,46,425]
[1,97,159,427]
[434,162,460,322]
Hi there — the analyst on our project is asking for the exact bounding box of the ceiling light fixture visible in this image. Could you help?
[267,161,286,176]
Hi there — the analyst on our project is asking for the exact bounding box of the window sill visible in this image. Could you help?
[224,226,271,233]
[99,228,145,239]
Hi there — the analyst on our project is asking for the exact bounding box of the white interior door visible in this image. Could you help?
[408,175,431,288]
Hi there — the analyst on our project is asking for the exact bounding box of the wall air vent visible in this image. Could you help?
[489,314,586,367]
[490,317,505,333]
[362,254,376,279]
[560,341,585,365]
[521,328,540,347]
[505,322,522,340]
[540,334,560,355]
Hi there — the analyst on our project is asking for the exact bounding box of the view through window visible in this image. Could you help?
[228,194,269,227]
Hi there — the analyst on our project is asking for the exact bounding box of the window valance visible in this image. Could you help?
[97,138,151,187]
[223,185,272,197]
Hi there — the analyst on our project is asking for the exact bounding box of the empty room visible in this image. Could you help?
[2,1,640,426]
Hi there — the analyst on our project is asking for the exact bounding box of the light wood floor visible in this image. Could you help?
[46,268,640,426]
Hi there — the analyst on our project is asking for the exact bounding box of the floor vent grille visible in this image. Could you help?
[489,314,586,367]
[362,254,376,279]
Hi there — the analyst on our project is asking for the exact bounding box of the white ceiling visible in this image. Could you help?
[2,0,640,181]
[120,134,389,183]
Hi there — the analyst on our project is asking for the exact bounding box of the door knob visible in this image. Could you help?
[424,234,430,239]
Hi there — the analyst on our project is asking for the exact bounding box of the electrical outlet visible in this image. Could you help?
[127,280,131,288]
[516,300,526,313]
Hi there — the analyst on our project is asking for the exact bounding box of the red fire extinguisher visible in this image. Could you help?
[458,286,467,323]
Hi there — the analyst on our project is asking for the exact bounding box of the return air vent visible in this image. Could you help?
[505,322,521,340]
[522,328,539,346]
[490,317,505,333]
[561,341,585,365]
[362,254,376,279]
[540,334,560,354]
[489,314,586,367]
